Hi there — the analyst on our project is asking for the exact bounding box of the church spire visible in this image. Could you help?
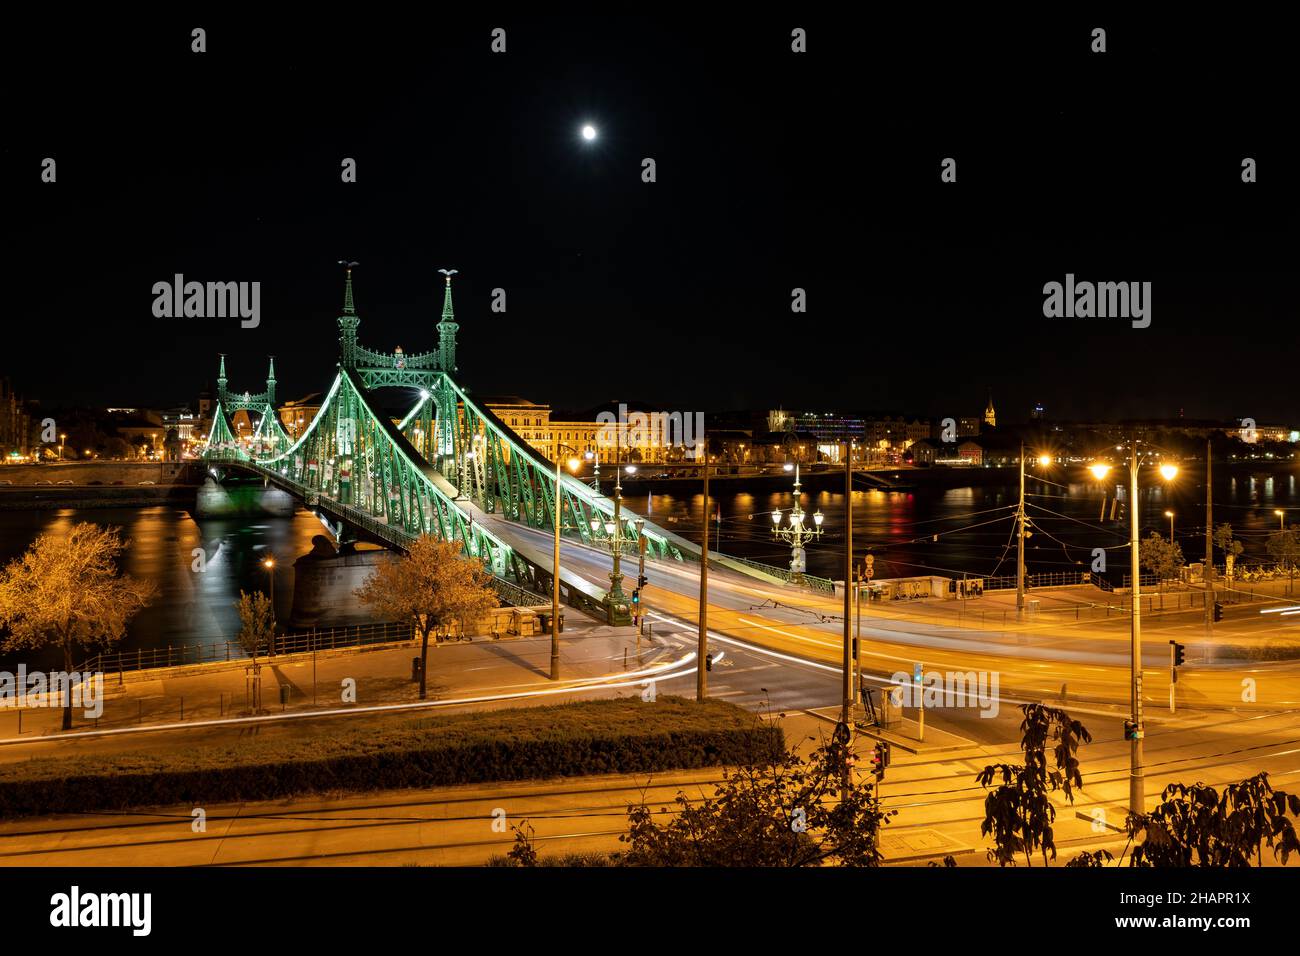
[437,267,460,374]
[983,388,997,428]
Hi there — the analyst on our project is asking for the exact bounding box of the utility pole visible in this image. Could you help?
[1129,439,1145,816]
[841,442,853,727]
[1205,439,1214,641]
[635,518,647,657]
[697,434,709,701]
[1016,442,1026,615]
[551,441,562,680]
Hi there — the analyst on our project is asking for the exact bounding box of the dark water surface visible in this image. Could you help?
[0,463,1295,663]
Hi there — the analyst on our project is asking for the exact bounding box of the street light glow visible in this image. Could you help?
[1089,464,1111,480]
[1159,464,1179,481]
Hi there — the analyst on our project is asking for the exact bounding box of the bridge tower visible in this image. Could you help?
[437,268,459,373]
[337,261,360,368]
[216,353,228,405]
[266,355,277,407]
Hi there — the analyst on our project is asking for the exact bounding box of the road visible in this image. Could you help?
[494,516,1300,716]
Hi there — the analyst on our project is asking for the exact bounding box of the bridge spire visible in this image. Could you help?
[437,268,459,374]
[266,355,277,407]
[337,260,361,368]
[217,353,228,404]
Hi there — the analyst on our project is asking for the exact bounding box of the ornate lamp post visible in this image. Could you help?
[590,459,635,625]
[771,462,824,581]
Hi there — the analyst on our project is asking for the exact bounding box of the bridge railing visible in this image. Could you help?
[492,577,550,607]
[675,547,836,594]
[238,463,554,608]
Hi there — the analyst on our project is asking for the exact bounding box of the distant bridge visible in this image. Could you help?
[202,266,820,618]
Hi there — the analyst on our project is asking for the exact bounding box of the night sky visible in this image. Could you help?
[4,12,1295,423]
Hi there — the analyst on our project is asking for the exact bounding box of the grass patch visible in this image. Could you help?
[0,696,781,819]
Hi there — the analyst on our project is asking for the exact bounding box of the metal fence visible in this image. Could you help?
[78,620,415,676]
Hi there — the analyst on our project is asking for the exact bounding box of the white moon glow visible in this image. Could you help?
[581,124,597,141]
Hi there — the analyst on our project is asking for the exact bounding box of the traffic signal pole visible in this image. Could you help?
[841,443,853,728]
[1205,439,1214,650]
[1016,443,1026,616]
[697,435,709,701]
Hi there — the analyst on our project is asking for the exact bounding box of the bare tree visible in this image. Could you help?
[236,590,274,711]
[0,522,156,729]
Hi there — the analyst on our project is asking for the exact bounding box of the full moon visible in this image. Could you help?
[581,124,597,141]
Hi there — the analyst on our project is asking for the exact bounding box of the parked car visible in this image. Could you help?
[57,479,74,485]
[138,480,156,485]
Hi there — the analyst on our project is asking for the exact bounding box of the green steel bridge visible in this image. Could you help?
[201,266,822,620]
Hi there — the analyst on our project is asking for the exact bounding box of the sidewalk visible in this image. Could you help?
[0,621,666,741]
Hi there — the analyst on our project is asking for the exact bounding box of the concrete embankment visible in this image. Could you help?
[0,461,203,510]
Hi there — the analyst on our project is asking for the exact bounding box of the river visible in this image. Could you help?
[0,463,1295,665]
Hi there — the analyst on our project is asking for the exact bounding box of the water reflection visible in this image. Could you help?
[0,506,325,668]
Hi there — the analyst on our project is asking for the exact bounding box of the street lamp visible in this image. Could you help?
[771,462,823,580]
[262,554,276,656]
[588,447,634,625]
[59,433,66,461]
[549,442,590,680]
[1102,444,1177,816]
[1277,509,1286,531]
[1165,510,1175,545]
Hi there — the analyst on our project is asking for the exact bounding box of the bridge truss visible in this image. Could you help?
[201,267,808,615]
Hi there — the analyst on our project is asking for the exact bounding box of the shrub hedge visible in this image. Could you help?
[0,696,782,818]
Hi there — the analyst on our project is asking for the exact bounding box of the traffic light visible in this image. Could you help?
[631,589,640,605]
[881,741,891,768]
[1213,601,1224,622]
[870,742,886,781]
[638,574,648,588]
[1171,640,1185,667]
[705,653,713,671]
[1123,719,1141,741]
